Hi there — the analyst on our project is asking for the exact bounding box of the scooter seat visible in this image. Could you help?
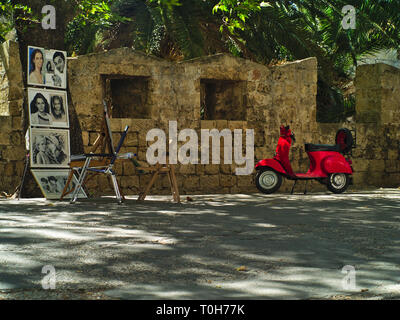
[305,143,340,152]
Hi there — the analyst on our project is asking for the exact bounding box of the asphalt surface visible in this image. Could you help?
[0,188,400,300]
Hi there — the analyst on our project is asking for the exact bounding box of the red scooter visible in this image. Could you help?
[255,125,355,194]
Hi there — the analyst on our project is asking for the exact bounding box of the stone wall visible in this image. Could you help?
[350,63,400,187]
[66,49,318,196]
[1,43,399,196]
[0,40,26,194]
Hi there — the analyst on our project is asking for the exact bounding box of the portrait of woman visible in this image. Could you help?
[28,48,45,85]
[33,135,51,165]
[52,51,65,74]
[30,92,53,126]
[50,95,65,121]
[46,134,67,165]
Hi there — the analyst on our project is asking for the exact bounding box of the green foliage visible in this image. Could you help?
[0,0,33,42]
[112,0,210,59]
[212,0,400,121]
[65,0,131,54]
[149,0,181,9]
[343,94,356,119]
[213,0,261,32]
[4,0,400,120]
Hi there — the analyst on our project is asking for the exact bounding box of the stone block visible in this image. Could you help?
[228,121,247,130]
[179,164,196,174]
[388,149,399,160]
[201,120,216,129]
[98,175,112,191]
[385,160,400,173]
[367,159,385,173]
[121,176,133,188]
[220,175,236,187]
[4,162,14,176]
[182,176,200,191]
[79,116,102,131]
[204,164,220,175]
[3,146,25,161]
[8,99,23,116]
[0,116,12,132]
[10,131,22,145]
[220,164,232,174]
[237,175,254,187]
[353,159,369,172]
[200,175,219,189]
[365,171,386,186]
[82,131,89,146]
[216,120,228,129]
[15,161,25,177]
[125,132,138,146]
[123,161,136,175]
[0,132,10,145]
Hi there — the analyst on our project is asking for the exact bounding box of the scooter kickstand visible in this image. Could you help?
[304,180,308,195]
[290,180,297,195]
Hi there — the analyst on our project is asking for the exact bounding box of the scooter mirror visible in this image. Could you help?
[335,128,354,154]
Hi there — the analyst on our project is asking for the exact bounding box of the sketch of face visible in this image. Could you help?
[48,177,58,192]
[47,137,61,159]
[47,140,56,153]
[36,97,46,113]
[53,98,62,115]
[37,137,47,152]
[41,178,49,189]
[54,56,64,73]
[34,51,43,71]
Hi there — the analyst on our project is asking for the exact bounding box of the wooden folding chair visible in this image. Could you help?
[70,125,130,204]
[134,153,180,203]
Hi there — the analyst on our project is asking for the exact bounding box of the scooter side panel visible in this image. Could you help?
[322,155,353,174]
[255,159,286,174]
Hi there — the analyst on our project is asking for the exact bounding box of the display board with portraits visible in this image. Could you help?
[27,46,67,89]
[31,169,87,200]
[28,88,69,128]
[26,46,83,199]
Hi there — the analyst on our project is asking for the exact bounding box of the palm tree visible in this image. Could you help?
[61,0,400,121]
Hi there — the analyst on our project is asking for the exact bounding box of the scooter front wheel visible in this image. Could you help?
[255,168,282,194]
[327,173,350,194]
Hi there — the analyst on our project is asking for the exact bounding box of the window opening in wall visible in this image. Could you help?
[200,79,247,120]
[103,75,151,119]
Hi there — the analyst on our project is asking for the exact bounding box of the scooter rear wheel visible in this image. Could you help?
[255,168,282,194]
[327,173,350,194]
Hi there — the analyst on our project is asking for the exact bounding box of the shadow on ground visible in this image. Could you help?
[0,189,400,299]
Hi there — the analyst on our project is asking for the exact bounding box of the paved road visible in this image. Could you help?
[0,189,400,300]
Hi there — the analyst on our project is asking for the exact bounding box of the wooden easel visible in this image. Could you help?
[136,154,180,203]
[60,101,124,200]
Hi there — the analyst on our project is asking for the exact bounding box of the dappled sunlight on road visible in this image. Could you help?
[0,189,400,298]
